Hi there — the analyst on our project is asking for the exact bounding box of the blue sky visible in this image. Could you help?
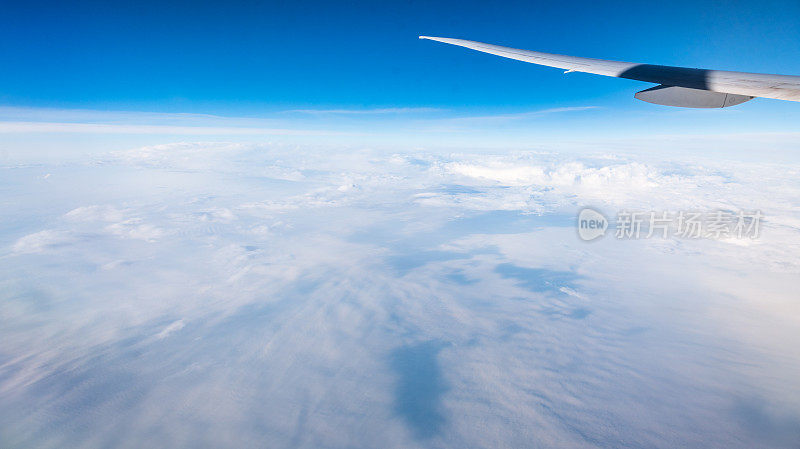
[0,0,799,160]
[2,0,799,112]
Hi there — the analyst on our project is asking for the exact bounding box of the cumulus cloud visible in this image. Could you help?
[105,219,164,241]
[65,205,125,222]
[11,230,73,254]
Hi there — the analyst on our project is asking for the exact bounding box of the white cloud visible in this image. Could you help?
[0,121,339,136]
[444,159,661,190]
[285,107,443,115]
[2,142,800,448]
[440,106,600,124]
[11,230,73,254]
[155,320,186,339]
[65,205,125,222]
[446,161,549,185]
[198,208,237,223]
[105,219,164,241]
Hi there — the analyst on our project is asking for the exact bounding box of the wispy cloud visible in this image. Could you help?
[0,106,232,124]
[441,106,600,124]
[0,121,347,135]
[284,107,444,115]
[155,319,186,339]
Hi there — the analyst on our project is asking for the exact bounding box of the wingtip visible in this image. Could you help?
[419,36,460,44]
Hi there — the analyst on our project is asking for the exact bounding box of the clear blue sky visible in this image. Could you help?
[2,0,799,113]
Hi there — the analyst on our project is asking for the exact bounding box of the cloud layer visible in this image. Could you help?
[1,142,799,448]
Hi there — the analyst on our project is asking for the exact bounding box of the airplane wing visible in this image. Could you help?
[419,36,800,108]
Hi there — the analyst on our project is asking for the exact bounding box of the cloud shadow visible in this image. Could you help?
[389,340,450,440]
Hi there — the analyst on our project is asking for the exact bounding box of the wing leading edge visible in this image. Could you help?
[419,36,800,107]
